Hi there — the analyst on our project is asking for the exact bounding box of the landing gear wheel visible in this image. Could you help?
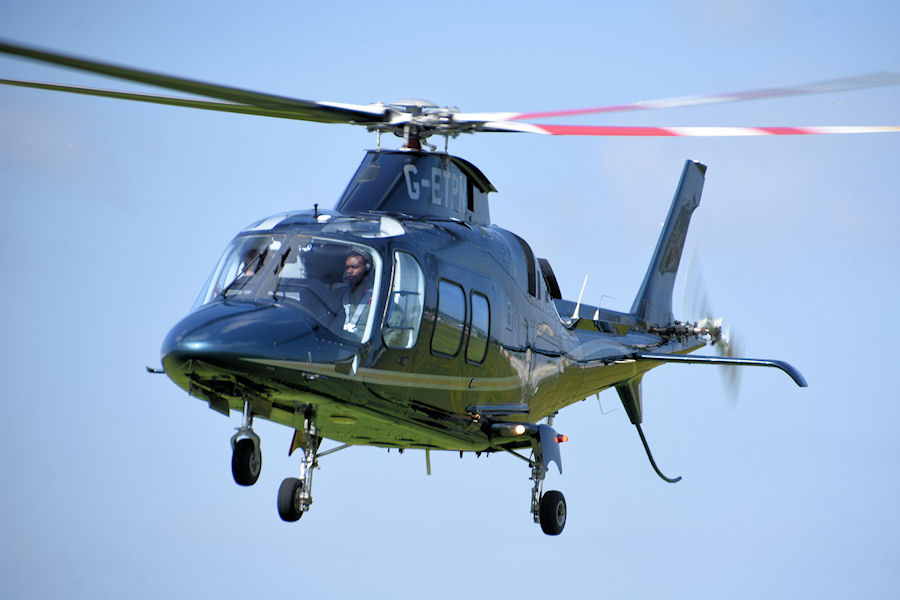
[277,477,305,522]
[539,490,566,535]
[232,438,262,486]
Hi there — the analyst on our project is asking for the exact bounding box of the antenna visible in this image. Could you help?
[571,274,588,319]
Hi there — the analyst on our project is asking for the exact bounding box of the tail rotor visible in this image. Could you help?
[683,251,744,400]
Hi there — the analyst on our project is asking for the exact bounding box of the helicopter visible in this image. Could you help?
[3,41,898,536]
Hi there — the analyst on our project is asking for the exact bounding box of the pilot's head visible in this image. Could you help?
[344,251,370,286]
[241,248,260,276]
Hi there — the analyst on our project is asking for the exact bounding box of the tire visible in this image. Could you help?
[277,477,305,522]
[232,438,262,486]
[539,490,566,535]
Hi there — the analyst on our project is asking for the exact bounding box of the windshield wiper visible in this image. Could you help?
[221,249,268,298]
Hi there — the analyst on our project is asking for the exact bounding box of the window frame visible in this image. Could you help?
[381,250,425,350]
[430,278,467,358]
[465,290,490,365]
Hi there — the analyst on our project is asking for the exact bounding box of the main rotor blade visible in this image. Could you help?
[0,40,387,125]
[459,72,900,122]
[478,122,900,136]
[0,79,345,121]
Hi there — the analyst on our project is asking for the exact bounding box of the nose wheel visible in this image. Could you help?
[230,399,262,486]
[232,437,262,485]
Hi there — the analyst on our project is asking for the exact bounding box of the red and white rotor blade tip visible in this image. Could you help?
[466,72,900,122]
[480,122,900,136]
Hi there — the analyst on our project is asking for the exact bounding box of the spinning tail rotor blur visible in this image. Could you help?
[682,249,744,402]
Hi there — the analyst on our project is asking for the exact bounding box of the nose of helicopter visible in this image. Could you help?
[160,303,353,388]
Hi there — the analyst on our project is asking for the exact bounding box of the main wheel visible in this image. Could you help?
[277,477,305,522]
[539,490,566,535]
[232,438,262,486]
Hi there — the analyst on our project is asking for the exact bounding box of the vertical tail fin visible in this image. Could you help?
[630,160,707,326]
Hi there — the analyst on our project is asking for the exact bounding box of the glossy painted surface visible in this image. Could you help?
[161,153,724,453]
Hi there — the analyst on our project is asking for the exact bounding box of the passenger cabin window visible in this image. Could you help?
[466,292,490,364]
[513,234,537,297]
[431,280,466,356]
[383,251,425,349]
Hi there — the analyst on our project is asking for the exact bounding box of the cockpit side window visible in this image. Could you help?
[382,251,425,349]
[512,233,537,297]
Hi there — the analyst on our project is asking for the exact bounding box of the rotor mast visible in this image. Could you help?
[372,98,461,152]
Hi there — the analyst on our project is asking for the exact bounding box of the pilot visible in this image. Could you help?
[337,250,373,338]
[240,248,261,276]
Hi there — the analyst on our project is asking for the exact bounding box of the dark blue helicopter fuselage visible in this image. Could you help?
[161,151,705,452]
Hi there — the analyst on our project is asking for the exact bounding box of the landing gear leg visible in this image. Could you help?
[528,431,566,536]
[230,398,261,486]
[278,417,319,522]
[530,461,546,523]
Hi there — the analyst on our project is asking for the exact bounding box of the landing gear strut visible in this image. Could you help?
[504,422,568,535]
[529,448,567,536]
[230,399,261,486]
[278,417,319,522]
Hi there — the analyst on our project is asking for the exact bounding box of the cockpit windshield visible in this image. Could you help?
[192,233,382,343]
[274,236,381,342]
[193,234,284,308]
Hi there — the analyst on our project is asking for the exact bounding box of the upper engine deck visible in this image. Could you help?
[334,150,495,225]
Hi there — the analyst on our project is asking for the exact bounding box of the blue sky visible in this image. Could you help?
[1,1,899,598]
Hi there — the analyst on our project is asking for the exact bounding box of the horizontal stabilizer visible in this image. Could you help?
[635,352,808,387]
